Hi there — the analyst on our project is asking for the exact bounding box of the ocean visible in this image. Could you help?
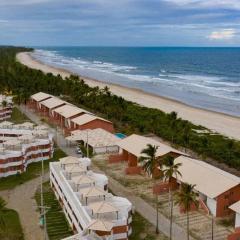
[31,47,240,117]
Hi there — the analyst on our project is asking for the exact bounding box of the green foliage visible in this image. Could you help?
[130,211,168,240]
[139,144,159,177]
[34,182,73,240]
[0,197,24,240]
[10,107,31,123]
[1,46,240,169]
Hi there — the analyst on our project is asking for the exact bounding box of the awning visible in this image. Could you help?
[60,156,80,165]
[87,219,113,232]
[72,175,95,186]
[81,186,107,198]
[65,165,86,174]
[88,201,118,214]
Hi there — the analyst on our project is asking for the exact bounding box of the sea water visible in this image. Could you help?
[31,47,240,117]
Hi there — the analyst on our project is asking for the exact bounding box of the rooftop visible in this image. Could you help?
[66,128,119,148]
[40,97,66,109]
[117,134,184,158]
[71,114,110,126]
[53,104,87,119]
[31,92,52,102]
[175,156,240,199]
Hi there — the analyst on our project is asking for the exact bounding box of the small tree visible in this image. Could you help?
[139,144,160,234]
[175,183,199,240]
[162,156,182,240]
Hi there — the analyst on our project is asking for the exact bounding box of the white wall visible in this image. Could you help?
[206,197,217,216]
[235,213,240,228]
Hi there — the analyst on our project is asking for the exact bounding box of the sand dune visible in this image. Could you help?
[17,52,240,140]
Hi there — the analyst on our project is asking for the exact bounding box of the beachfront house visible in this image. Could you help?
[38,97,66,117]
[172,156,240,218]
[28,92,52,110]
[109,134,184,175]
[70,114,114,133]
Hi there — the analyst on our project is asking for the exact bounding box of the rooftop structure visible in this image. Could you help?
[66,128,119,154]
[39,97,66,117]
[31,92,52,102]
[50,157,132,239]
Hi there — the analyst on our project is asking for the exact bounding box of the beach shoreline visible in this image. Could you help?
[16,51,240,140]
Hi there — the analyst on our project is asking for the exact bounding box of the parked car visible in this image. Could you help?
[76,147,83,157]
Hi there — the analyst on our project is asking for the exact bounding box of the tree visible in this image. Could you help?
[139,144,160,234]
[162,156,182,240]
[0,198,7,230]
[175,183,199,240]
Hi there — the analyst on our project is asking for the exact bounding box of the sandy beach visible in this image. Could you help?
[17,52,240,140]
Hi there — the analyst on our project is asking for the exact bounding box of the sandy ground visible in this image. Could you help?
[17,52,240,140]
[0,174,49,240]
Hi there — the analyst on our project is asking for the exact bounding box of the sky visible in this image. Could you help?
[1,0,240,46]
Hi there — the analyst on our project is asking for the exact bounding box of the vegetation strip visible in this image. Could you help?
[34,182,73,240]
[0,197,24,240]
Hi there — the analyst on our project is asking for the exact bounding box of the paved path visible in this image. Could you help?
[0,173,49,240]
[19,105,194,240]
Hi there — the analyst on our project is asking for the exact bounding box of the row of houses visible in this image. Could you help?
[50,156,132,240]
[28,92,114,134]
[0,95,13,121]
[0,121,54,177]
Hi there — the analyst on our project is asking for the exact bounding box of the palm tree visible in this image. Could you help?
[162,156,182,240]
[139,144,160,234]
[0,198,7,230]
[175,183,199,240]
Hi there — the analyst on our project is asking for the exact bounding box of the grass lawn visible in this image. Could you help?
[130,212,168,240]
[0,148,66,191]
[35,182,73,240]
[10,107,30,124]
[0,198,24,240]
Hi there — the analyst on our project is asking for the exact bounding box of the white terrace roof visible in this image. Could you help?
[117,134,184,158]
[31,92,52,102]
[71,114,110,126]
[65,165,87,174]
[66,128,119,148]
[81,186,107,198]
[60,156,80,165]
[40,97,66,109]
[88,201,118,214]
[87,219,113,232]
[0,121,13,128]
[72,175,95,186]
[53,104,87,119]
[229,201,240,214]
[175,156,240,199]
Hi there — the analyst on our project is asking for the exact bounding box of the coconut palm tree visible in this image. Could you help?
[139,144,160,234]
[175,183,199,240]
[162,156,182,240]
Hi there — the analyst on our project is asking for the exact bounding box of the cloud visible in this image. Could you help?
[208,29,236,40]
[164,0,240,10]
